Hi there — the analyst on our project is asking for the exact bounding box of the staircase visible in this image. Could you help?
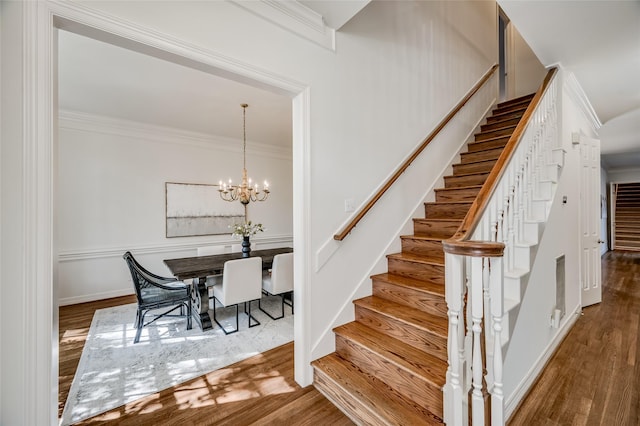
[312,93,536,425]
[615,182,640,251]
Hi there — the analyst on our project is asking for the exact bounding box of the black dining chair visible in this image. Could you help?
[123,251,192,343]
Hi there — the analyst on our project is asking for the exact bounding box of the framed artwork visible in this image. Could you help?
[165,182,245,238]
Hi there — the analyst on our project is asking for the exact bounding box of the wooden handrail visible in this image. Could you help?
[442,67,558,257]
[334,64,499,241]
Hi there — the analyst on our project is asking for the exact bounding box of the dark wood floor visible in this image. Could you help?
[60,250,639,424]
[509,250,640,425]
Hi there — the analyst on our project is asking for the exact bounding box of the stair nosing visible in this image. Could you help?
[435,185,483,192]
[387,252,445,266]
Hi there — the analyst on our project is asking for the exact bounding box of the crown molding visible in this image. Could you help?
[230,0,335,51]
[59,109,292,160]
[563,69,602,133]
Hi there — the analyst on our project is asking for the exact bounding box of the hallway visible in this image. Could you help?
[509,250,640,425]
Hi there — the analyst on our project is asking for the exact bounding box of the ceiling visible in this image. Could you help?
[498,0,640,170]
[58,30,293,149]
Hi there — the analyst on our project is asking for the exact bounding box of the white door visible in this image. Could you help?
[580,136,602,307]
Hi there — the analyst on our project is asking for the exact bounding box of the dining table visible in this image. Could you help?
[164,247,293,331]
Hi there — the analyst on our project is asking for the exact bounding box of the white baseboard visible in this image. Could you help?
[59,288,134,306]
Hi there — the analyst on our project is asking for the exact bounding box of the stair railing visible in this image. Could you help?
[333,64,499,241]
[442,67,559,426]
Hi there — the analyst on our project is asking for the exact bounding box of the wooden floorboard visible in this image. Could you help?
[60,250,639,424]
[58,295,352,425]
[508,250,640,426]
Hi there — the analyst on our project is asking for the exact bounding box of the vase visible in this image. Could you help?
[241,236,251,258]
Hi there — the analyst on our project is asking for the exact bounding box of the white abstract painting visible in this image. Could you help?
[166,182,245,237]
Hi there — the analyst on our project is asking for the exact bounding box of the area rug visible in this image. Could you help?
[60,296,293,425]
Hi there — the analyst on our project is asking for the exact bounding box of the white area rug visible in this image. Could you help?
[60,297,293,425]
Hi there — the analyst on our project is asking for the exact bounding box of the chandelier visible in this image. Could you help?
[218,103,270,205]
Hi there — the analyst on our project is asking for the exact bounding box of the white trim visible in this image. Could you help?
[57,235,293,262]
[230,0,335,51]
[293,87,313,386]
[563,70,602,132]
[59,288,134,307]
[59,109,293,160]
[16,1,312,422]
[505,304,580,420]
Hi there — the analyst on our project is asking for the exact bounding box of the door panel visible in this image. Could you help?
[580,136,602,307]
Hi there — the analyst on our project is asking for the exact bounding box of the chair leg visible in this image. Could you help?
[186,301,192,330]
[258,294,285,320]
[245,300,261,328]
[134,309,145,344]
[213,298,239,335]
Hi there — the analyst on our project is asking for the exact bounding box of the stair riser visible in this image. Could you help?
[481,116,521,131]
[355,306,447,361]
[401,238,445,259]
[424,202,471,219]
[467,136,510,152]
[493,102,530,115]
[460,148,503,164]
[444,173,488,188]
[387,257,445,284]
[435,187,481,202]
[496,95,534,109]
[453,160,496,175]
[486,109,526,124]
[475,126,515,141]
[335,336,444,418]
[312,369,387,426]
[372,279,447,316]
[413,219,461,238]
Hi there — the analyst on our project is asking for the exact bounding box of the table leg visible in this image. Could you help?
[191,277,213,331]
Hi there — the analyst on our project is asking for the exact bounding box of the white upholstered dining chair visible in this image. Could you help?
[259,252,293,320]
[208,257,262,334]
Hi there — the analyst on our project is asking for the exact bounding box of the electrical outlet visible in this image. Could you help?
[344,198,355,212]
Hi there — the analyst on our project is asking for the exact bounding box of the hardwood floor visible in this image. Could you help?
[509,250,640,425]
[58,296,352,425]
[60,250,638,425]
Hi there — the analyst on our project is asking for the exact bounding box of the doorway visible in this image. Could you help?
[498,9,510,102]
[12,7,312,423]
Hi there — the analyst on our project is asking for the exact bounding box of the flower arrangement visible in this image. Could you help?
[230,221,265,238]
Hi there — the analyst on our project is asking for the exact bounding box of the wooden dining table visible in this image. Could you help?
[164,247,293,331]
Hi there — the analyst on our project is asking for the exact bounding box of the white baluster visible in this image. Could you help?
[490,257,505,426]
[445,252,466,426]
[470,257,487,425]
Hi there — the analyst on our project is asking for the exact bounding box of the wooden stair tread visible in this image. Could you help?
[371,273,445,296]
[312,354,443,425]
[387,252,445,266]
[435,184,483,192]
[400,234,444,242]
[456,158,497,167]
[334,322,447,387]
[355,296,448,337]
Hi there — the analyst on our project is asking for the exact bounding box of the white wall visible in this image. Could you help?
[508,24,547,98]
[608,167,640,183]
[503,70,600,415]
[57,112,293,305]
[601,167,609,254]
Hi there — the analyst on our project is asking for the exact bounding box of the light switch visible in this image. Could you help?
[344,198,355,212]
